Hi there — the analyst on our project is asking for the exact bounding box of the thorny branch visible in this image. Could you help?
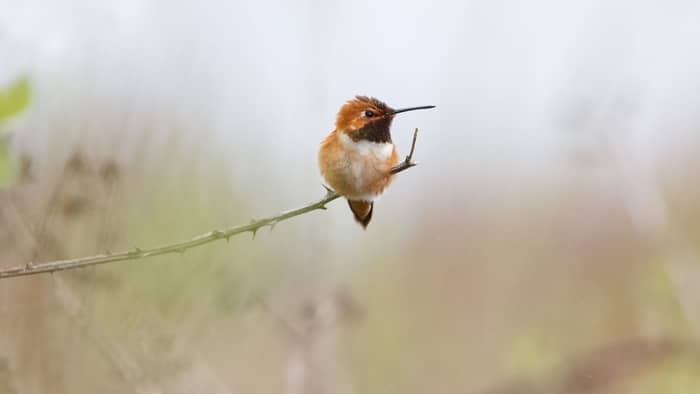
[0,128,422,279]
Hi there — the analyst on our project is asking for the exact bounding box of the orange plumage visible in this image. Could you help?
[318,96,434,228]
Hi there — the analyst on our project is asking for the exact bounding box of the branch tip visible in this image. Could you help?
[389,128,421,175]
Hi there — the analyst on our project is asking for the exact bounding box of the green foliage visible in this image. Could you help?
[0,77,31,121]
[0,77,32,185]
[629,356,700,393]
[0,136,13,185]
[505,331,561,378]
[638,260,695,336]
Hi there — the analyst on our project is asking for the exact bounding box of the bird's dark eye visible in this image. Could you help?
[364,110,375,117]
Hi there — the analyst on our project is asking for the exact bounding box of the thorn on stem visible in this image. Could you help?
[129,248,143,257]
[322,184,338,199]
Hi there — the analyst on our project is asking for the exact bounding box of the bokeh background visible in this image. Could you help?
[2,1,700,393]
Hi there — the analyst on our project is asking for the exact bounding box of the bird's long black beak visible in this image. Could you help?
[391,105,436,115]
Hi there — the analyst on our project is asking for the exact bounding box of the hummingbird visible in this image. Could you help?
[318,96,435,228]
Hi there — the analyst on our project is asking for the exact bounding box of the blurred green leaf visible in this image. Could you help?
[0,77,31,185]
[630,357,700,393]
[505,332,561,378]
[0,136,13,185]
[637,261,694,336]
[0,77,31,121]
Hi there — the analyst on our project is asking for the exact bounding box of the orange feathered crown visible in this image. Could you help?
[335,96,394,131]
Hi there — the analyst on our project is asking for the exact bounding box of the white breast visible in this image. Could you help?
[336,133,394,201]
[338,133,393,160]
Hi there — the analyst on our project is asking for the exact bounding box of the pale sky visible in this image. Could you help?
[1,0,699,208]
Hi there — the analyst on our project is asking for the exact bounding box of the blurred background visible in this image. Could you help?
[2,0,700,393]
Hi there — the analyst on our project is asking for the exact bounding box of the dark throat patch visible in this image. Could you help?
[350,116,393,143]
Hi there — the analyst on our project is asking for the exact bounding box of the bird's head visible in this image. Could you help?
[335,96,434,143]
